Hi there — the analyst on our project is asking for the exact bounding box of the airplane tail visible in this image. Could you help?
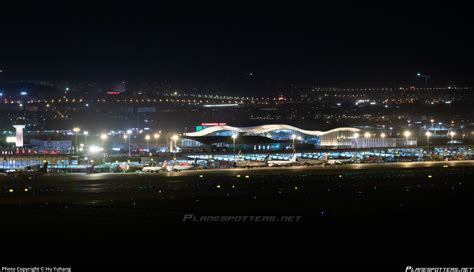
[263,154,270,162]
[41,162,48,173]
[323,153,329,161]
[290,153,297,162]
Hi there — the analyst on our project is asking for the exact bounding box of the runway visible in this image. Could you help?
[1,158,474,266]
[160,159,474,176]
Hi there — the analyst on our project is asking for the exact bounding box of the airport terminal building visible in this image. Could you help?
[181,124,416,151]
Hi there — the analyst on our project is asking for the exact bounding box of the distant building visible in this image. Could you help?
[112,81,127,93]
[29,139,72,153]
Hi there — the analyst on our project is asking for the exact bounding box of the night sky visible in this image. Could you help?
[1,1,473,88]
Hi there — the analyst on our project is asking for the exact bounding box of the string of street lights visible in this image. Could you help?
[70,127,171,156]
[68,126,458,156]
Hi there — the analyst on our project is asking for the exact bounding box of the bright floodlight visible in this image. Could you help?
[123,135,128,139]
[145,135,151,140]
[83,131,89,135]
[404,131,411,137]
[380,133,386,138]
[291,134,297,139]
[231,134,238,140]
[430,119,434,123]
[153,133,160,139]
[297,136,302,140]
[73,127,80,132]
[100,134,108,140]
[88,145,102,154]
[425,131,432,137]
[364,132,371,138]
[417,73,421,77]
[449,131,456,137]
[171,135,179,141]
[353,133,360,139]
[126,129,132,135]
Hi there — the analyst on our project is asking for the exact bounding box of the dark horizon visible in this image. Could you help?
[1,1,473,93]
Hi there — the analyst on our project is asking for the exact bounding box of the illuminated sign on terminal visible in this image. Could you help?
[201,123,227,126]
[196,122,227,132]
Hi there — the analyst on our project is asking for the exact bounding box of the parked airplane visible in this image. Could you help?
[235,154,270,168]
[326,156,356,165]
[297,154,330,166]
[118,163,145,173]
[298,153,356,166]
[165,158,198,172]
[267,153,298,167]
[141,163,164,173]
[1,162,48,179]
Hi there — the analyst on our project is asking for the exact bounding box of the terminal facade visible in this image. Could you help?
[182,124,417,151]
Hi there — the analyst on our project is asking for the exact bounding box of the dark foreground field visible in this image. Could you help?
[1,163,474,268]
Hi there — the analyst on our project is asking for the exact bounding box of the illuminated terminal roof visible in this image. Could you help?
[185,124,360,137]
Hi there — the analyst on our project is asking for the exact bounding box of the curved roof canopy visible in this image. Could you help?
[185,124,360,137]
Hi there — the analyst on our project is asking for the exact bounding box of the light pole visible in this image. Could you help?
[417,73,431,88]
[404,131,411,147]
[84,131,89,148]
[101,133,108,162]
[171,135,179,158]
[353,132,360,148]
[153,133,160,151]
[231,134,238,161]
[145,135,151,151]
[380,132,386,148]
[73,127,80,154]
[363,132,371,148]
[296,136,303,152]
[425,131,432,152]
[291,134,297,150]
[449,131,455,147]
[430,119,435,136]
[127,130,132,157]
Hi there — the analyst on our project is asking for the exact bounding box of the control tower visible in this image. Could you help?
[12,124,26,147]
